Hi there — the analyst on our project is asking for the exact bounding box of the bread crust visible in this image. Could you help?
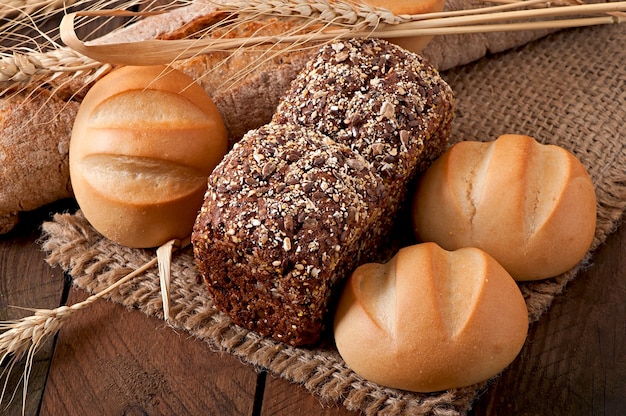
[411,134,597,280]
[334,242,529,392]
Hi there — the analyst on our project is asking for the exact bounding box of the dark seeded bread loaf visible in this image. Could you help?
[273,38,454,225]
[192,122,387,346]
[192,38,455,346]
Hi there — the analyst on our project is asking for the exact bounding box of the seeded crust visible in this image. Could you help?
[193,38,455,347]
[273,38,455,225]
[192,123,387,346]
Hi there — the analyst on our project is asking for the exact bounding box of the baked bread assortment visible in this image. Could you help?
[192,37,455,346]
[411,134,597,281]
[333,242,529,393]
[1,0,607,402]
[0,0,566,234]
[70,65,228,248]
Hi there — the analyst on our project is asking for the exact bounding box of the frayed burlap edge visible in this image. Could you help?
[41,23,626,416]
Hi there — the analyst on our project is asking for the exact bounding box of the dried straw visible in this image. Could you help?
[59,1,626,67]
[0,0,76,19]
[0,0,169,93]
[2,1,625,93]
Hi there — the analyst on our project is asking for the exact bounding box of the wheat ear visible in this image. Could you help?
[59,1,626,67]
[0,237,189,413]
[0,0,78,19]
[0,48,104,85]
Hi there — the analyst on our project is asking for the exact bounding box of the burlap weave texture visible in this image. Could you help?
[42,22,626,416]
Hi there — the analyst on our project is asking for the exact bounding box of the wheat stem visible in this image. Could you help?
[2,1,625,91]
[0,237,190,411]
[0,0,77,19]
[59,1,626,67]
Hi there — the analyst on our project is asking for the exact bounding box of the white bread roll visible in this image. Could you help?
[70,65,228,248]
[411,134,597,281]
[333,242,528,393]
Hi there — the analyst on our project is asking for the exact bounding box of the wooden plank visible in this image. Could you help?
[261,373,359,416]
[0,204,68,416]
[473,218,626,415]
[40,288,259,415]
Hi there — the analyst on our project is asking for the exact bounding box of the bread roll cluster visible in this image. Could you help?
[333,133,597,392]
[70,65,228,248]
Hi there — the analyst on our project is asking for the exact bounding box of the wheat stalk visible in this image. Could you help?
[0,237,189,414]
[1,1,625,93]
[0,0,166,93]
[58,1,626,67]
[0,48,104,85]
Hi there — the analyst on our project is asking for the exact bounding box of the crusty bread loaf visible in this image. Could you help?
[192,38,455,346]
[70,65,228,248]
[0,90,77,233]
[411,134,597,281]
[193,122,388,346]
[333,242,529,392]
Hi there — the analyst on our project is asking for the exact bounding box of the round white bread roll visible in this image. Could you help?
[411,134,597,281]
[70,65,228,248]
[334,242,528,393]
[357,0,446,52]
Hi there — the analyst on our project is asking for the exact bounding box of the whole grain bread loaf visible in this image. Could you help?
[193,122,387,346]
[273,37,454,226]
[192,38,455,346]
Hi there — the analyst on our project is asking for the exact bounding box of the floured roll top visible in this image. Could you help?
[192,38,455,346]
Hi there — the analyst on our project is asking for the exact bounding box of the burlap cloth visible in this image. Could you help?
[41,21,626,416]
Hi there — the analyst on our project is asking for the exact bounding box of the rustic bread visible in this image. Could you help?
[0,90,77,233]
[411,134,597,281]
[70,65,228,248]
[193,122,388,346]
[334,242,529,392]
[192,38,455,346]
[273,37,454,193]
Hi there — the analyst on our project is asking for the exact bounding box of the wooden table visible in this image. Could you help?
[1,198,624,416]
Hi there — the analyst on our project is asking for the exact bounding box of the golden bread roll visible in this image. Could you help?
[411,134,597,281]
[333,242,528,393]
[70,65,228,248]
